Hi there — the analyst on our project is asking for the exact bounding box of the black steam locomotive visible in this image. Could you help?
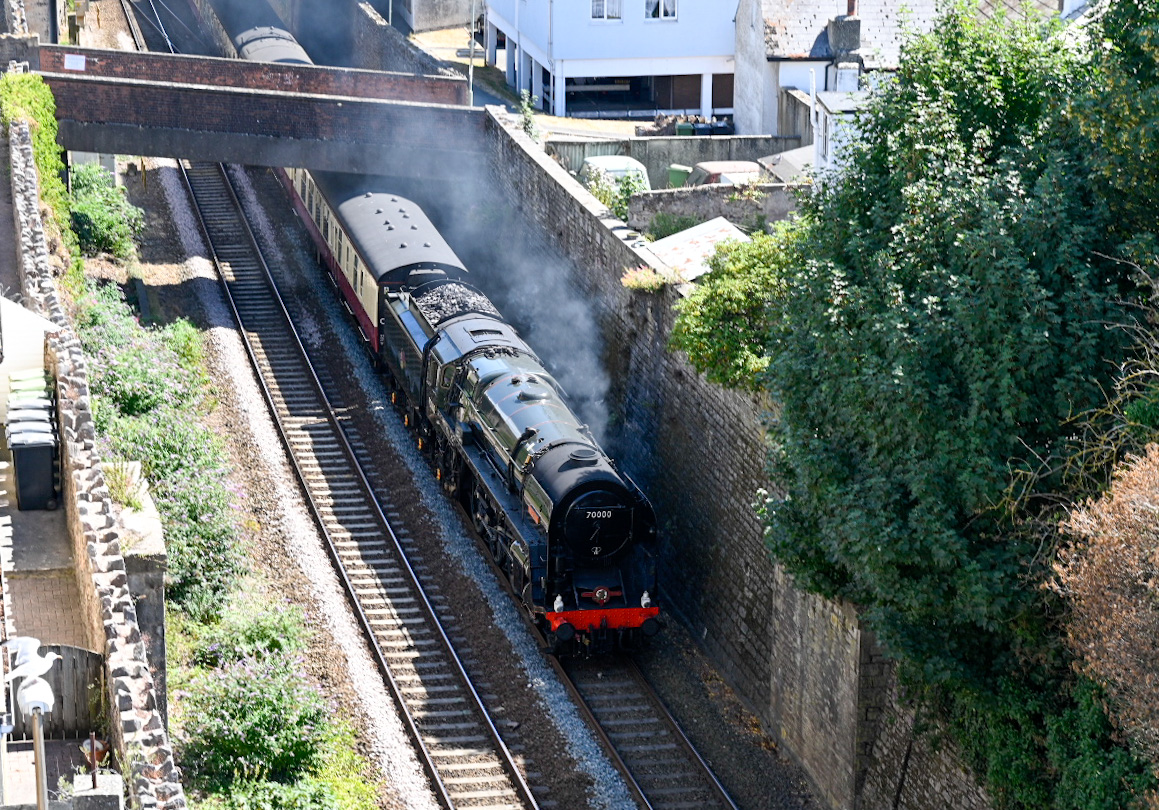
[205,0,661,652]
[283,169,660,652]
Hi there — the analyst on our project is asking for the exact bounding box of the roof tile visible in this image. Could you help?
[762,0,943,67]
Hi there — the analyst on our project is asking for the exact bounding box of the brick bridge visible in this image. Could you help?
[5,42,483,180]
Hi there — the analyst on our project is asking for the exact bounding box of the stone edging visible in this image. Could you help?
[8,119,186,810]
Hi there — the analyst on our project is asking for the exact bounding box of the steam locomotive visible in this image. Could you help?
[201,0,661,652]
[284,170,660,652]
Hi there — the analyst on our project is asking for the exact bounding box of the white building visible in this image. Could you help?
[484,0,736,118]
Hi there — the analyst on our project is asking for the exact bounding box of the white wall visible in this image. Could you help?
[732,0,765,134]
[733,0,835,135]
[813,98,863,175]
[489,0,733,68]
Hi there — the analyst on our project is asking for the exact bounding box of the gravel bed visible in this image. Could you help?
[131,157,436,810]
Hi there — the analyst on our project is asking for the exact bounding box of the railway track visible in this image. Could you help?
[559,657,739,810]
[115,4,748,807]
[179,159,540,810]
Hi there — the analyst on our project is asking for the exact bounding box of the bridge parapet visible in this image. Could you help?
[38,45,468,106]
[44,69,484,178]
[0,40,480,179]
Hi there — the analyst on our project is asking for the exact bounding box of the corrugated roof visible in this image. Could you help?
[649,217,751,286]
[761,0,939,68]
[976,0,1059,20]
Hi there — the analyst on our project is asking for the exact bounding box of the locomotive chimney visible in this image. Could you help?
[847,0,857,15]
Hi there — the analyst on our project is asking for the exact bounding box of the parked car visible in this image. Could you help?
[683,160,766,187]
[579,155,652,191]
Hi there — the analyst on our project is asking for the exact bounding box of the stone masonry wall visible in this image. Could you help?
[858,677,991,810]
[9,118,185,809]
[0,34,38,68]
[627,183,797,233]
[349,1,458,76]
[484,107,991,810]
[6,0,28,36]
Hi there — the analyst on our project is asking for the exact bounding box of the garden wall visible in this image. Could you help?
[8,118,184,809]
[484,106,990,810]
[627,182,797,233]
[546,133,801,189]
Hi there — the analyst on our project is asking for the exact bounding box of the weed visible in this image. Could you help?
[621,264,674,292]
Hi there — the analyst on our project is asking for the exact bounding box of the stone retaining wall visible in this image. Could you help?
[8,119,185,809]
[484,106,991,810]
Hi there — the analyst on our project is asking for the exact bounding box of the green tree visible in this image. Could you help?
[670,224,796,391]
[1076,0,1159,257]
[764,1,1122,686]
[675,4,1155,805]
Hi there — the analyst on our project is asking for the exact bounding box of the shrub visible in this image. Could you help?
[0,73,69,227]
[74,281,142,353]
[670,226,794,391]
[647,212,700,240]
[91,344,197,416]
[1056,445,1159,764]
[74,280,242,613]
[519,89,538,141]
[583,167,647,222]
[192,584,309,668]
[194,779,336,810]
[165,318,207,371]
[179,656,328,788]
[70,162,143,261]
[151,467,244,610]
[310,722,380,810]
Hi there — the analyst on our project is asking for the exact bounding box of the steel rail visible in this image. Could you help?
[179,159,539,810]
[468,526,738,810]
[624,657,741,810]
[119,12,537,809]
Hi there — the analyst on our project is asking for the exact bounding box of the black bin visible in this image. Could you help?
[692,122,713,136]
[7,426,58,510]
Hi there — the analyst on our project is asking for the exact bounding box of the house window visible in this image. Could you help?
[592,0,621,20]
[646,0,676,19]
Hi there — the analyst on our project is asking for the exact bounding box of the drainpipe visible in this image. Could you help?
[548,0,553,110]
[468,0,477,106]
